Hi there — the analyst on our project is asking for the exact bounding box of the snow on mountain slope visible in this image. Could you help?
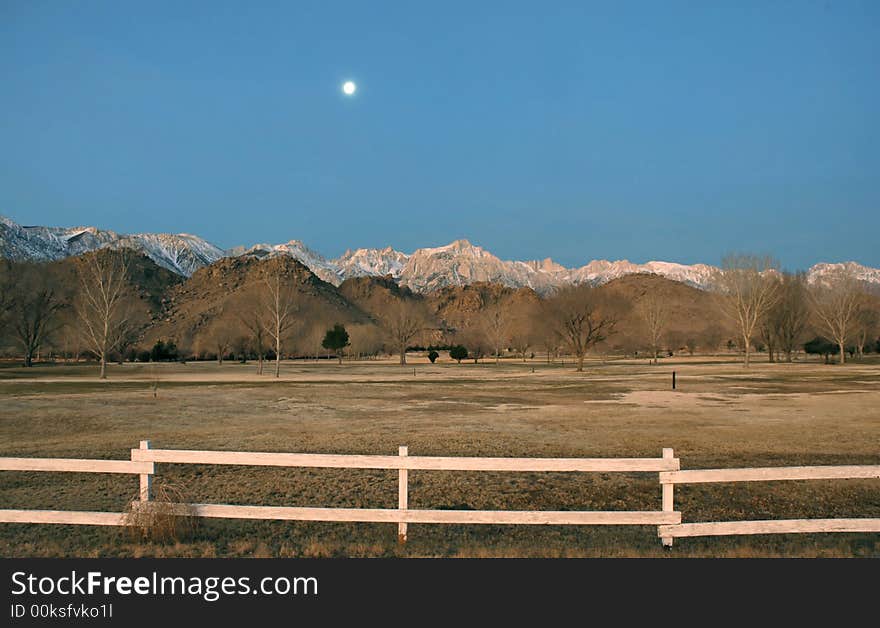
[4,214,879,292]
[125,233,226,276]
[0,215,224,276]
[398,239,560,293]
[235,240,342,284]
[568,260,716,289]
[397,243,718,293]
[1,216,67,260]
[334,246,409,280]
[807,262,880,286]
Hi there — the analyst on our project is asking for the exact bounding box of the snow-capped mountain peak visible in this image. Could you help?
[807,261,880,286]
[3,214,879,293]
[125,232,226,276]
[0,215,224,276]
[234,239,341,284]
[333,246,409,280]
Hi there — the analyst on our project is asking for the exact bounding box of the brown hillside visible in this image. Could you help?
[143,256,373,355]
[0,257,759,360]
[337,275,422,320]
[597,273,737,353]
[46,249,182,313]
[428,282,541,328]
[0,251,182,355]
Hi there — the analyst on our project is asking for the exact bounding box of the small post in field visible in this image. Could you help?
[139,440,152,502]
[661,447,674,548]
[672,371,676,390]
[398,446,408,544]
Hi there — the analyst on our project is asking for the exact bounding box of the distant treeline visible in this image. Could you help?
[1,251,879,375]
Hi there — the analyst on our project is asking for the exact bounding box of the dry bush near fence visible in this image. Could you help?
[123,483,199,543]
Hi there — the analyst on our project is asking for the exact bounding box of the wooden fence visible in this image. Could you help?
[657,465,880,545]
[1,442,878,548]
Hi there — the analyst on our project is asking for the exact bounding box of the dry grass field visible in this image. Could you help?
[1,355,878,557]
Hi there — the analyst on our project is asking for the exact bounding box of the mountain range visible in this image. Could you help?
[3,214,879,293]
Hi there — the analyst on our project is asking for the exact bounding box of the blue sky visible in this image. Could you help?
[1,1,877,270]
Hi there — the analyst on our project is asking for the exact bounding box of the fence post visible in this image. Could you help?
[139,440,152,502]
[661,447,674,548]
[398,446,408,544]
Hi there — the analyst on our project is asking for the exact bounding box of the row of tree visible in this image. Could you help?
[711,255,877,366]
[1,252,878,376]
[0,253,133,377]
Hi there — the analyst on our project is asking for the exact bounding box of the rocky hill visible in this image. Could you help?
[141,256,373,355]
[598,273,736,353]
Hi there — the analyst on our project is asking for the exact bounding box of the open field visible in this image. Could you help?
[1,355,878,557]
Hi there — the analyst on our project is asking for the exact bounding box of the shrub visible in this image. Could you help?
[123,483,199,543]
[322,324,350,364]
[150,340,179,362]
[449,345,468,364]
[804,336,836,363]
[428,350,439,363]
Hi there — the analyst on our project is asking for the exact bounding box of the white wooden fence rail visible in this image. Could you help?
[1,442,878,548]
[130,442,682,543]
[128,447,680,472]
[657,463,880,546]
[0,454,149,526]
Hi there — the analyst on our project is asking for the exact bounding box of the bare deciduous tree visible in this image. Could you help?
[810,265,864,365]
[8,264,61,367]
[757,323,776,362]
[855,306,879,359]
[239,310,267,375]
[232,335,250,363]
[75,251,132,378]
[483,301,510,364]
[549,286,618,372]
[456,314,488,363]
[768,272,810,362]
[302,324,326,361]
[637,293,667,364]
[115,325,140,364]
[665,330,685,356]
[700,324,724,354]
[537,301,562,363]
[0,259,13,342]
[262,263,297,377]
[509,331,531,362]
[757,278,781,362]
[711,254,779,368]
[381,301,425,365]
[508,302,537,362]
[348,323,382,360]
[58,322,83,363]
[206,320,233,365]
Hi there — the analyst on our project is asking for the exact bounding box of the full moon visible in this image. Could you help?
[342,81,357,95]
